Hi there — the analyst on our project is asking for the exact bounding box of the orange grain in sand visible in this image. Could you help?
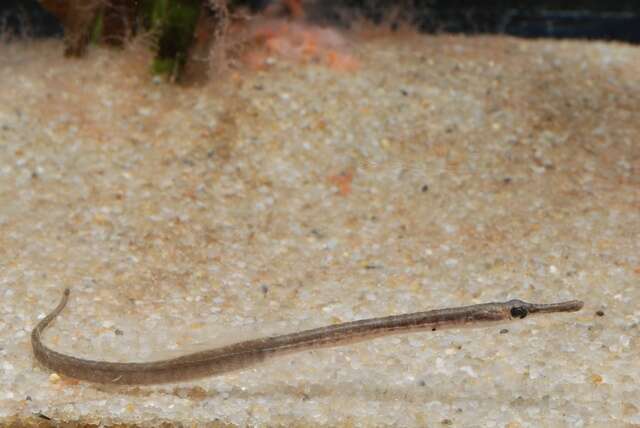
[328,170,355,196]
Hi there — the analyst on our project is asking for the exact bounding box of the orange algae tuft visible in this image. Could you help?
[239,19,359,72]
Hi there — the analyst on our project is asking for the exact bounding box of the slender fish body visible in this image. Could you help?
[32,289,583,385]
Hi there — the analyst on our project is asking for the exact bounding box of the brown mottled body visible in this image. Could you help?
[32,289,583,385]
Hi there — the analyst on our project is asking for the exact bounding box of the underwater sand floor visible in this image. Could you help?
[0,33,639,426]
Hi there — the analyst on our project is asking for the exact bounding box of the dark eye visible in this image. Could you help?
[510,306,528,319]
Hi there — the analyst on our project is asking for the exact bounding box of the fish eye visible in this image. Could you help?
[510,306,528,319]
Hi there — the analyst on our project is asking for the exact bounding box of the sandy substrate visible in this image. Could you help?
[0,32,639,427]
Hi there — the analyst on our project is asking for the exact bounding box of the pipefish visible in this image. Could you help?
[31,288,583,385]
